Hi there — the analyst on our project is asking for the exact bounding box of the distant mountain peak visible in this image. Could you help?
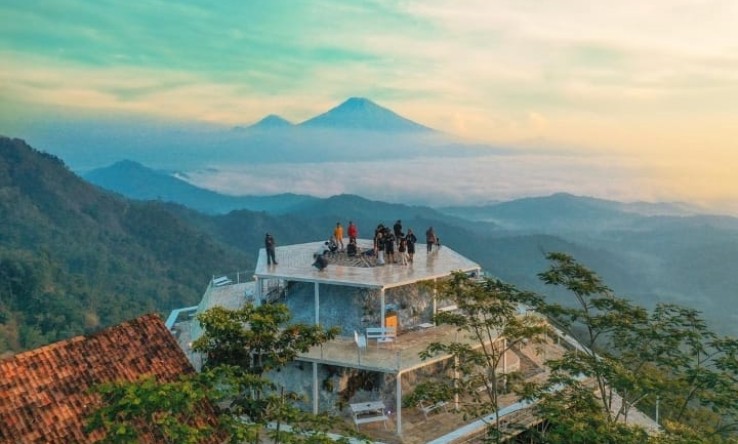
[248,114,293,129]
[110,159,146,169]
[299,97,433,132]
[340,97,377,108]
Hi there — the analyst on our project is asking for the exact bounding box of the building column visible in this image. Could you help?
[314,282,320,325]
[380,288,386,328]
[254,277,261,306]
[454,355,460,411]
[432,278,438,320]
[396,372,403,436]
[312,362,319,414]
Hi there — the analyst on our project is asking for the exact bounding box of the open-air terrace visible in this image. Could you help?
[298,323,519,375]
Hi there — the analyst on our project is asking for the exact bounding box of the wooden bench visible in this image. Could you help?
[419,400,448,420]
[349,401,388,430]
[212,276,232,287]
[366,327,396,347]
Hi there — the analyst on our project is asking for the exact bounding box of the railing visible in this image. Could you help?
[209,270,252,288]
[298,326,471,373]
[189,271,256,348]
[165,306,198,330]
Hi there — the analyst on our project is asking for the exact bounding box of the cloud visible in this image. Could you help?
[181,153,656,206]
[3,0,738,137]
[176,147,738,215]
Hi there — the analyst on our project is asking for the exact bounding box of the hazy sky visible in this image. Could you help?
[2,1,738,211]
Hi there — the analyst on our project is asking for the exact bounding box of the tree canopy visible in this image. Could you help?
[526,252,738,443]
[88,303,346,444]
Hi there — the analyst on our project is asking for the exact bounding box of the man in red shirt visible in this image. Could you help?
[348,221,358,243]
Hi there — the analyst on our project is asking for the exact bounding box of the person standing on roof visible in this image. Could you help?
[374,224,384,255]
[375,229,385,265]
[393,220,403,240]
[385,228,396,264]
[333,222,344,251]
[348,220,358,243]
[265,233,278,265]
[405,228,417,262]
[426,226,437,253]
[398,236,408,265]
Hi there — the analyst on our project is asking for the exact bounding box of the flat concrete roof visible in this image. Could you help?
[254,239,481,289]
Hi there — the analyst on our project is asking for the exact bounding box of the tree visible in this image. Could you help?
[529,252,738,443]
[88,303,349,444]
[192,303,338,375]
[637,307,738,440]
[412,272,551,443]
[86,374,223,444]
[191,303,346,444]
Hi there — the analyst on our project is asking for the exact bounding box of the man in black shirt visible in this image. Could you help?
[265,233,278,265]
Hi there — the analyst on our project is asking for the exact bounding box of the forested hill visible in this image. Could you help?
[3,135,738,355]
[0,137,249,354]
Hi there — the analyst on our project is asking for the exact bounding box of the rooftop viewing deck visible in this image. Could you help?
[254,239,481,289]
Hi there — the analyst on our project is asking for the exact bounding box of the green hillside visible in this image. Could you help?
[0,137,250,354]
[4,135,737,355]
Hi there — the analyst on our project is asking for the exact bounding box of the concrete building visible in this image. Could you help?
[170,239,536,441]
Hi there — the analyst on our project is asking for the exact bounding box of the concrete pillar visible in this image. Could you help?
[396,372,403,436]
[314,282,320,325]
[380,288,386,328]
[312,362,319,414]
[454,355,460,410]
[254,277,261,306]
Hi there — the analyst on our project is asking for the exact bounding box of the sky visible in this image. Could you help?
[2,1,738,211]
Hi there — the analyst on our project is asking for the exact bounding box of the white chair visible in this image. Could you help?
[354,330,367,352]
[419,400,448,420]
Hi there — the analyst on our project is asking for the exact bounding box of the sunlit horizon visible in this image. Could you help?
[1,1,737,214]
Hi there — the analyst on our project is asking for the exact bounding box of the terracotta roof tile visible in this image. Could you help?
[0,314,222,444]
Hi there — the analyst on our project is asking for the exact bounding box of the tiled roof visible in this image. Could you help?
[0,314,221,444]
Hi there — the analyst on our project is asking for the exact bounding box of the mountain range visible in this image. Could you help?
[84,160,318,214]
[3,135,738,356]
[439,193,700,232]
[84,158,738,338]
[238,97,433,133]
[23,97,458,172]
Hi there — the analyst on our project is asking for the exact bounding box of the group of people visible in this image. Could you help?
[372,220,441,266]
[371,220,415,266]
[265,220,441,271]
[312,221,357,271]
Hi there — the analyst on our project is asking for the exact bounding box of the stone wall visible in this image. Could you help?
[283,281,439,335]
[268,360,454,415]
